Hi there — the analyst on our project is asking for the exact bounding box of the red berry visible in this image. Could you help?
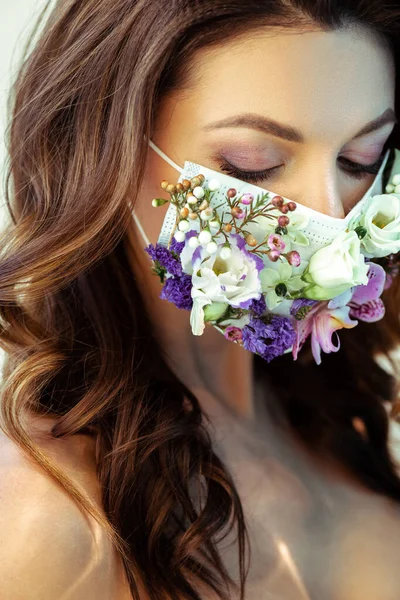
[278,215,290,227]
[288,202,297,212]
[227,188,237,198]
[280,204,290,214]
[272,195,284,208]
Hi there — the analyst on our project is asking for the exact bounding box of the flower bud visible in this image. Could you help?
[206,241,218,254]
[187,193,198,205]
[240,193,254,205]
[386,184,395,193]
[204,302,228,321]
[160,180,169,190]
[280,204,290,214]
[166,184,176,194]
[198,229,212,245]
[178,220,190,232]
[182,179,191,190]
[193,186,205,199]
[227,188,237,198]
[392,174,400,186]
[174,230,185,242]
[268,249,281,262]
[152,198,169,207]
[191,177,201,188]
[188,236,200,249]
[208,179,221,192]
[245,234,257,247]
[220,245,232,260]
[180,207,189,218]
[224,223,233,233]
[209,219,220,229]
[198,199,209,211]
[278,215,290,227]
[188,212,198,220]
[288,202,297,212]
[200,208,214,221]
[287,250,301,267]
[231,207,245,219]
[271,195,284,208]
[176,183,184,193]
[197,174,205,183]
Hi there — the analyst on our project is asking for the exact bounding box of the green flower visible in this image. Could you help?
[260,262,305,310]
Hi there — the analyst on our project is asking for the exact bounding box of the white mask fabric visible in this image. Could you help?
[133,141,400,365]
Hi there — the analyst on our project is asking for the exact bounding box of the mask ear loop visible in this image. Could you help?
[131,140,183,248]
[148,140,183,173]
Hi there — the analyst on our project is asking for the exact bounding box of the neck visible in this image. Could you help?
[125,226,259,423]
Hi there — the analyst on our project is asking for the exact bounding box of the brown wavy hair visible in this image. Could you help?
[2,1,400,598]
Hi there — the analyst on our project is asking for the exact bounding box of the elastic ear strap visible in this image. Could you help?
[131,209,151,248]
[148,140,183,173]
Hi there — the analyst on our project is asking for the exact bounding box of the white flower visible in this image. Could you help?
[193,186,205,199]
[208,179,221,192]
[189,237,262,335]
[352,194,400,258]
[260,262,304,310]
[174,230,185,242]
[198,230,212,245]
[302,230,369,300]
[206,241,218,254]
[200,208,213,221]
[209,219,220,229]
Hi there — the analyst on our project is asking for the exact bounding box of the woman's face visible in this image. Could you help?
[135,26,396,247]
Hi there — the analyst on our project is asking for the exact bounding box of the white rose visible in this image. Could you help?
[355,194,400,258]
[302,230,369,301]
[189,237,262,335]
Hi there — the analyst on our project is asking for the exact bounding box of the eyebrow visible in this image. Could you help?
[203,107,398,143]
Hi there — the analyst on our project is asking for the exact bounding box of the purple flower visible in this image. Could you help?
[145,243,182,277]
[351,263,386,305]
[290,298,318,321]
[242,316,296,363]
[349,298,385,323]
[160,275,193,310]
[170,238,185,255]
[241,295,267,316]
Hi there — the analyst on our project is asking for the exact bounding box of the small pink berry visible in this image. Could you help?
[271,195,284,208]
[278,215,290,227]
[280,204,290,214]
[288,202,297,212]
[240,193,254,205]
[227,188,237,198]
[287,251,301,267]
[268,249,281,262]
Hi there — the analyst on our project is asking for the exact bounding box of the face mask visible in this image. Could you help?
[133,141,400,365]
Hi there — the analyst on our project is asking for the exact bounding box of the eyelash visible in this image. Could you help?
[218,154,385,184]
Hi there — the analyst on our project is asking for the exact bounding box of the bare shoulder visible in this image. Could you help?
[0,419,127,600]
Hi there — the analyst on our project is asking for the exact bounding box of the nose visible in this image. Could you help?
[283,158,346,219]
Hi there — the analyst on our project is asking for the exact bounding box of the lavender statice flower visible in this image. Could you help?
[145,243,182,277]
[242,316,296,362]
[290,298,318,321]
[170,238,185,256]
[160,275,193,310]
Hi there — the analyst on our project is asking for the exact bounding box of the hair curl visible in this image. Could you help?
[1,1,400,598]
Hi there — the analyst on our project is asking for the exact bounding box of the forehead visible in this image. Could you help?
[161,28,395,142]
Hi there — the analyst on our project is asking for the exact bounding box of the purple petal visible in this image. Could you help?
[351,263,386,305]
[349,298,385,323]
[231,233,246,250]
[192,246,202,265]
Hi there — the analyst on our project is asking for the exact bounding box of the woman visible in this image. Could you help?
[1,0,400,598]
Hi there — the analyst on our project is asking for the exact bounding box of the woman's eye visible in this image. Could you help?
[218,161,281,184]
[218,153,387,185]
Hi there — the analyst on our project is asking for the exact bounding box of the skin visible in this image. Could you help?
[127,26,396,425]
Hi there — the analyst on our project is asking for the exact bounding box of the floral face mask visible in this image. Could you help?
[133,141,400,365]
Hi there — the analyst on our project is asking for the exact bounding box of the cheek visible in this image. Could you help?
[342,176,376,215]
